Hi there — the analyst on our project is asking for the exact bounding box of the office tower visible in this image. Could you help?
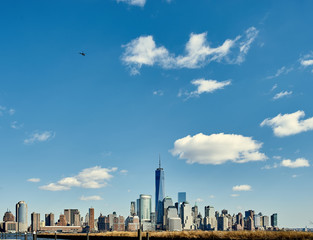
[178,192,186,203]
[204,206,215,218]
[236,212,244,230]
[136,199,140,216]
[246,216,254,231]
[263,215,270,228]
[245,210,255,220]
[155,157,165,225]
[64,209,70,225]
[45,213,55,226]
[64,209,80,226]
[16,201,28,232]
[130,201,136,216]
[180,202,193,230]
[192,205,198,223]
[163,197,173,229]
[177,192,186,216]
[98,214,106,232]
[165,206,179,230]
[139,194,152,222]
[254,213,262,228]
[271,213,278,227]
[57,214,67,226]
[217,215,228,231]
[31,212,40,232]
[89,208,95,230]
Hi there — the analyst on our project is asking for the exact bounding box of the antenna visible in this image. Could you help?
[159,154,161,168]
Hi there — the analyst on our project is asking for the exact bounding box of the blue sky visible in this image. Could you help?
[0,0,313,228]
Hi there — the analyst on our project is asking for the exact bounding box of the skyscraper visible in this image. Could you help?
[89,208,95,230]
[16,201,28,232]
[139,194,152,222]
[178,192,186,203]
[45,213,55,226]
[31,212,40,232]
[271,213,278,227]
[130,201,136,216]
[155,156,165,225]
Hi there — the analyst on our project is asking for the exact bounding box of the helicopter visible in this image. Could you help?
[79,51,86,56]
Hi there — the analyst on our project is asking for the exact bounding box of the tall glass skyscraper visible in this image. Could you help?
[155,157,165,225]
[16,201,28,232]
[139,194,152,221]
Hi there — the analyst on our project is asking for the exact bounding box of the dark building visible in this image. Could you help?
[45,213,55,226]
[271,213,278,227]
[89,208,95,230]
[97,214,106,232]
[155,157,165,225]
[245,210,255,219]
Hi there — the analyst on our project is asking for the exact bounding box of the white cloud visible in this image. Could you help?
[281,158,310,168]
[40,166,117,191]
[24,131,55,144]
[232,185,252,191]
[230,194,240,197]
[153,90,164,96]
[300,59,313,66]
[11,121,23,129]
[117,0,146,7]
[9,109,15,115]
[79,195,103,201]
[27,178,40,183]
[122,27,258,74]
[170,133,267,165]
[39,183,70,191]
[271,84,278,91]
[260,110,313,137]
[196,198,204,202]
[120,169,128,175]
[292,174,299,178]
[183,79,231,98]
[262,163,279,170]
[267,66,293,79]
[273,91,293,100]
[209,195,215,199]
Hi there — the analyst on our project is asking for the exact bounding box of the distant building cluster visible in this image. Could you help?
[0,159,278,233]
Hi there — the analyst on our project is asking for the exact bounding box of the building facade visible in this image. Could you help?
[155,158,165,225]
[16,201,28,232]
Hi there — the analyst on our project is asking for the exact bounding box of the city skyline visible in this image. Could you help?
[1,0,313,229]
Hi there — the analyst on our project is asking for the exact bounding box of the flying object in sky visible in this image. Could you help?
[79,52,86,56]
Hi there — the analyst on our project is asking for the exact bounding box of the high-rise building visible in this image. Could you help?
[177,192,186,216]
[180,202,193,230]
[163,197,173,229]
[245,210,255,220]
[178,192,186,203]
[45,213,55,226]
[204,206,215,218]
[155,157,165,225]
[263,215,270,228]
[31,212,40,232]
[130,201,136,216]
[89,208,95,230]
[64,209,80,226]
[139,194,152,222]
[16,201,28,232]
[271,213,278,227]
[217,215,228,231]
[192,205,198,223]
